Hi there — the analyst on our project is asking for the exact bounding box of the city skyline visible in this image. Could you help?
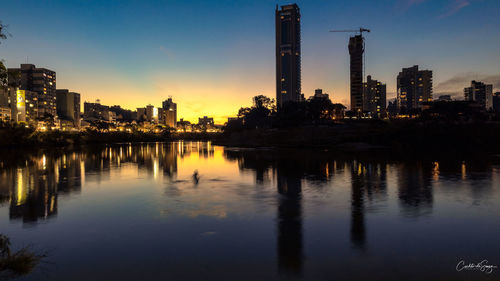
[1,0,499,123]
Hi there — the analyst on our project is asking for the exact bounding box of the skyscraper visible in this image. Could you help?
[349,35,364,113]
[8,64,57,118]
[162,98,177,128]
[276,4,301,109]
[397,65,433,113]
[363,75,386,117]
[464,81,493,110]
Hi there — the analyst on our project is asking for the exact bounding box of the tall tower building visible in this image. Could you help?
[8,64,57,119]
[162,97,177,128]
[349,35,364,113]
[363,75,386,117]
[276,4,301,109]
[397,65,433,113]
[464,81,493,110]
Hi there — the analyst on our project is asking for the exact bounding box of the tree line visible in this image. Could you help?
[227,95,346,130]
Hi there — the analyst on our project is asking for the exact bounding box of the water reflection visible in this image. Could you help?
[0,142,213,225]
[0,143,498,280]
[350,161,387,250]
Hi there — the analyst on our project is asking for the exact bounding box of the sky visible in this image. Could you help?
[1,0,499,123]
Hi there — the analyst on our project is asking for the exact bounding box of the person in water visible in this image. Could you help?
[193,170,200,184]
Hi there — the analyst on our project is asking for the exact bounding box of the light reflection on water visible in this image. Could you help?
[0,142,499,281]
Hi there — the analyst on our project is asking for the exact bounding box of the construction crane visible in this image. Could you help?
[329,28,371,35]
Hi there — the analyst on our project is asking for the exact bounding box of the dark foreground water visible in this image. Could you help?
[0,142,499,281]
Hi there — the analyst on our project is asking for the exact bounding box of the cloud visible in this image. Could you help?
[438,0,470,18]
[396,0,473,18]
[395,0,427,12]
[435,73,500,97]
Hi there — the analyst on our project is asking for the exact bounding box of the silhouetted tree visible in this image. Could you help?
[0,21,8,42]
[0,62,6,90]
[307,96,336,121]
[0,21,10,89]
[274,101,308,128]
[237,95,276,129]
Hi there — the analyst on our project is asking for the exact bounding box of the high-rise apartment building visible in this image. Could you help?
[349,35,364,113]
[56,89,81,127]
[8,64,57,118]
[397,65,433,113]
[464,81,493,110]
[276,4,301,108]
[363,75,386,117]
[146,105,158,123]
[162,98,177,128]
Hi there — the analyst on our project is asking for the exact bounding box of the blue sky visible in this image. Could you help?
[1,0,499,122]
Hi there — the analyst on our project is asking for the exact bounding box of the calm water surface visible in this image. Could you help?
[0,142,499,281]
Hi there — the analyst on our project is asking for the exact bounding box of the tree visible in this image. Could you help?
[0,62,6,90]
[236,95,276,129]
[307,96,336,121]
[0,21,10,90]
[0,21,8,42]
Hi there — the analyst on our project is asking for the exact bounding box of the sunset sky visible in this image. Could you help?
[1,0,499,123]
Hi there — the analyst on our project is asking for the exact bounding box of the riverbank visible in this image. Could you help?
[215,120,500,157]
[0,126,220,147]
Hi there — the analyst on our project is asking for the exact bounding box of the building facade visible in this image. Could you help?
[464,81,493,110]
[311,89,329,100]
[349,35,364,113]
[397,65,433,113]
[363,75,386,117]
[146,105,158,123]
[56,89,81,127]
[494,92,500,112]
[162,98,177,128]
[198,116,214,127]
[8,64,57,119]
[276,4,301,108]
[84,101,109,120]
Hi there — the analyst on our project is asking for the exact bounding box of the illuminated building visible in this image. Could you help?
[397,65,433,113]
[349,35,364,113]
[146,105,158,123]
[363,75,386,118]
[137,107,146,121]
[8,89,27,122]
[276,4,302,109]
[0,106,11,122]
[162,98,177,128]
[464,81,493,110]
[56,89,81,127]
[24,90,38,121]
[198,116,214,127]
[8,64,57,118]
